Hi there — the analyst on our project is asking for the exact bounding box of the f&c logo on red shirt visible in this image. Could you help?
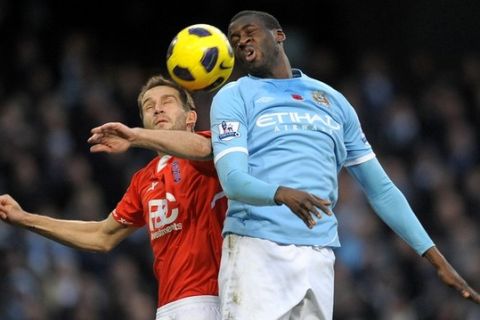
[148,192,182,240]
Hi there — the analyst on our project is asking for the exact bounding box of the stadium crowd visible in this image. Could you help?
[0,2,479,320]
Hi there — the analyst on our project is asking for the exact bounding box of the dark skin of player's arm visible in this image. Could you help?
[274,186,332,229]
[423,247,480,303]
[0,194,138,252]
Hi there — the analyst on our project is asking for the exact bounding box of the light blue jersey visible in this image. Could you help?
[210,69,375,247]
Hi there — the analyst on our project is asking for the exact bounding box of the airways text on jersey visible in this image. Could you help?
[148,192,182,240]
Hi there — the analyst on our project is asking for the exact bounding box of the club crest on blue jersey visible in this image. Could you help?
[312,90,330,107]
[218,121,240,141]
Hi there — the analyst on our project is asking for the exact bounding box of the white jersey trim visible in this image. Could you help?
[211,191,226,209]
[157,155,172,172]
[344,152,376,167]
[214,147,249,164]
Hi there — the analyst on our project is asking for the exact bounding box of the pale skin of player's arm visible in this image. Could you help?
[88,122,212,160]
[0,194,137,252]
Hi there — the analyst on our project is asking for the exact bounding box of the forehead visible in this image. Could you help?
[143,86,179,103]
[229,15,263,33]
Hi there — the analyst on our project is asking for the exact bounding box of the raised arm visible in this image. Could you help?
[88,122,212,160]
[347,158,479,304]
[0,194,137,252]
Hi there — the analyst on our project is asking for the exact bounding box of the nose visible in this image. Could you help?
[238,34,251,48]
[153,103,165,114]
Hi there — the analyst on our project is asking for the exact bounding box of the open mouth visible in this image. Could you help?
[244,46,256,62]
[155,119,168,126]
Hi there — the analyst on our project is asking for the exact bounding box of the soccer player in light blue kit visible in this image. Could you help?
[210,10,480,320]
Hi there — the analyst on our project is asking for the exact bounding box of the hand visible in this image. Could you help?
[424,246,480,304]
[274,186,332,229]
[0,194,28,226]
[88,122,137,153]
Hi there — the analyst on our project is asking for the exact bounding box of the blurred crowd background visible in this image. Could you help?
[0,0,479,319]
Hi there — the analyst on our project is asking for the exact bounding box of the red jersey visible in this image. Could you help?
[113,132,227,307]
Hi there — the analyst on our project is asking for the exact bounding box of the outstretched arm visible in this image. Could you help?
[424,247,480,303]
[0,194,137,252]
[347,158,479,304]
[88,122,212,160]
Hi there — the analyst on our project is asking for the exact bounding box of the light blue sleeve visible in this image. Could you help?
[215,151,279,205]
[346,158,435,255]
[338,93,375,166]
[210,82,279,205]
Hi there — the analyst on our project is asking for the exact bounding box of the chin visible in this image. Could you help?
[155,124,170,130]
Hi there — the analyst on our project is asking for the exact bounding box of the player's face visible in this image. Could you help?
[141,86,195,131]
[228,16,283,77]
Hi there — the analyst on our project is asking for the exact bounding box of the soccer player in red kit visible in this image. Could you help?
[0,75,227,320]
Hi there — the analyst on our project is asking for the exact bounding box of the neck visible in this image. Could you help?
[271,52,292,79]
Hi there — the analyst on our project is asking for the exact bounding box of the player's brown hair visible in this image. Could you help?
[137,75,196,119]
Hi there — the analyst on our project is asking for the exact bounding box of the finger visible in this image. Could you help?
[303,202,322,219]
[472,290,480,304]
[312,196,332,215]
[87,133,102,144]
[87,133,99,143]
[90,145,111,153]
[461,286,480,303]
[299,208,316,228]
[97,122,120,132]
[90,126,104,134]
[311,207,322,219]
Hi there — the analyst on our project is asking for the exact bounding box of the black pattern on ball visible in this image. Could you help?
[166,37,177,60]
[201,47,219,72]
[188,27,212,37]
[173,66,195,81]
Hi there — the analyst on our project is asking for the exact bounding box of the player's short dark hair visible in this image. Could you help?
[230,10,282,30]
[137,75,196,119]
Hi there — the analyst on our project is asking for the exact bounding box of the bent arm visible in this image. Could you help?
[215,151,332,226]
[346,158,434,255]
[89,122,212,160]
[132,128,212,160]
[0,194,137,252]
[215,151,279,205]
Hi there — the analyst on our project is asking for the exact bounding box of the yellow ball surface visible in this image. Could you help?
[166,24,235,92]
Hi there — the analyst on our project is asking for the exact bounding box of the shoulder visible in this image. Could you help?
[302,71,354,110]
[172,156,216,177]
[301,71,343,97]
[127,157,159,186]
[195,130,212,138]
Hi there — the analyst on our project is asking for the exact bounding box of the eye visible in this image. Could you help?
[162,97,176,105]
[230,35,239,47]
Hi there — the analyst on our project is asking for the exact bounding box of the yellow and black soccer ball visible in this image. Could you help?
[166,24,234,92]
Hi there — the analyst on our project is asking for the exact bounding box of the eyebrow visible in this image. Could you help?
[230,23,255,36]
[142,94,178,106]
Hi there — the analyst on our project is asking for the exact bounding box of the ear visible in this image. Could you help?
[275,29,286,43]
[186,110,197,131]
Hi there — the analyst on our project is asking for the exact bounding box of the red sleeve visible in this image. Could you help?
[113,171,146,227]
[190,130,217,175]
